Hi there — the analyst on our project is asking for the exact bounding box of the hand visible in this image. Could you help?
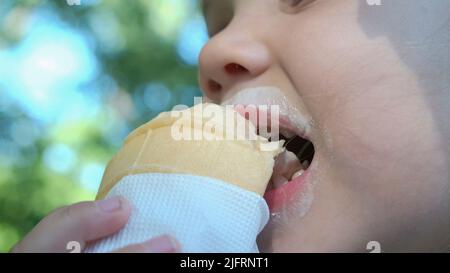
[10,196,181,253]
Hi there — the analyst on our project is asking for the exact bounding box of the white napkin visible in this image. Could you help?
[85,173,269,253]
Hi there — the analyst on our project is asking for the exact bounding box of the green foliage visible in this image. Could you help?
[0,0,203,252]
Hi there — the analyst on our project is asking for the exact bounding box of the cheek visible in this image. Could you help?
[280,19,438,184]
[320,80,448,208]
[323,84,433,177]
[270,0,449,247]
[326,92,450,244]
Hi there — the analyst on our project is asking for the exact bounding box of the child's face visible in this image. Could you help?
[198,0,450,252]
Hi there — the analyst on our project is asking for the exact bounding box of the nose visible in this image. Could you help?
[198,28,272,103]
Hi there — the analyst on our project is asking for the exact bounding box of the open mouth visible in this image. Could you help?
[256,118,315,213]
[223,87,315,214]
[230,102,315,212]
[266,129,315,191]
[234,105,316,192]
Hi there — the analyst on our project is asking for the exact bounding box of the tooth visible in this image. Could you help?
[291,169,304,180]
[272,175,289,189]
[302,160,310,169]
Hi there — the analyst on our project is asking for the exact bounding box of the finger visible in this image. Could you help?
[11,196,131,253]
[112,235,181,253]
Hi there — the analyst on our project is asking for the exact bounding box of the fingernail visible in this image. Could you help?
[144,235,180,253]
[97,196,123,212]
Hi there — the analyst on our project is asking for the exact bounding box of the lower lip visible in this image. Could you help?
[263,168,311,213]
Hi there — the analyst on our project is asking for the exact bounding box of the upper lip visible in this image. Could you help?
[220,86,313,141]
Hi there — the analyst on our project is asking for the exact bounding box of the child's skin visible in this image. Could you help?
[199,0,450,252]
[12,0,449,252]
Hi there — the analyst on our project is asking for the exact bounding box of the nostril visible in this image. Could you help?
[224,63,248,75]
[208,79,222,92]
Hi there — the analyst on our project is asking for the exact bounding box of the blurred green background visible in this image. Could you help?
[0,0,206,251]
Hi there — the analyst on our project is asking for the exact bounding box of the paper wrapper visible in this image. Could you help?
[85,173,269,253]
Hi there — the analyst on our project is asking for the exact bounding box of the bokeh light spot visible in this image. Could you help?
[79,162,105,192]
[143,83,173,112]
[43,143,77,173]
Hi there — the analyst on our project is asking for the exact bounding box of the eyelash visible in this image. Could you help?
[207,0,312,36]
[280,0,315,13]
[284,0,304,6]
